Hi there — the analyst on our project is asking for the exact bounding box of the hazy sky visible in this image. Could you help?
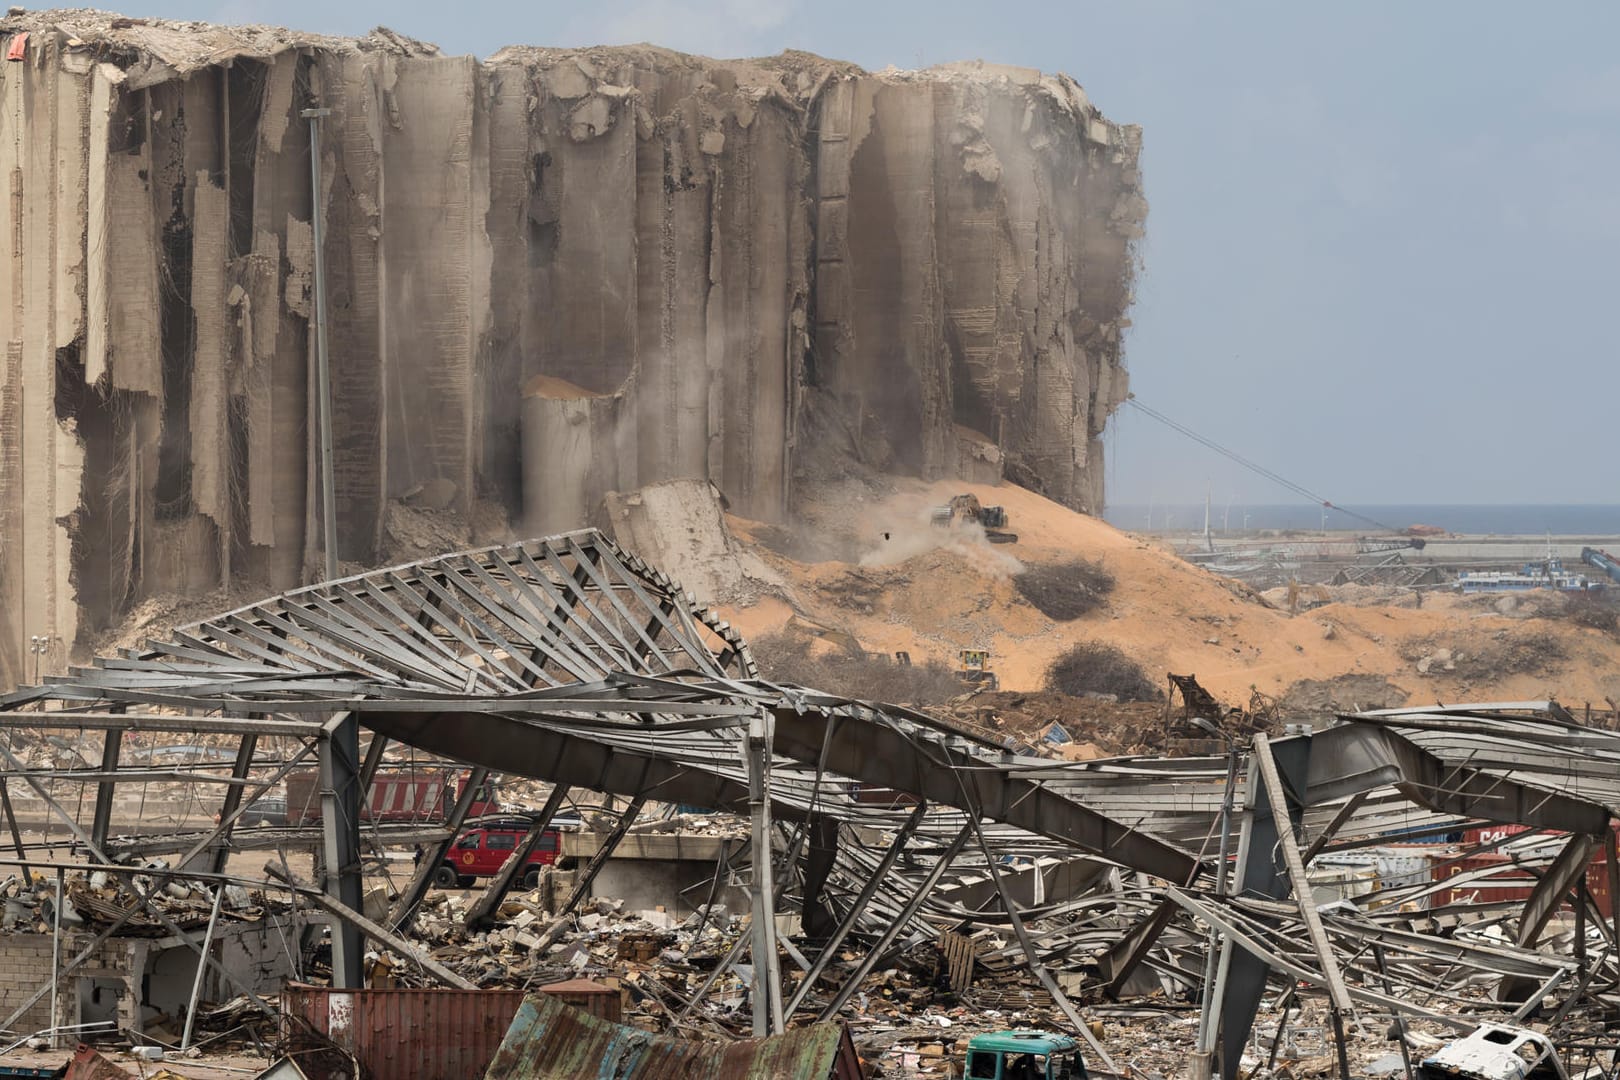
[137,1,1620,507]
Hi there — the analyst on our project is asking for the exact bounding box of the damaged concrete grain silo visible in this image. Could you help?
[0,12,1144,687]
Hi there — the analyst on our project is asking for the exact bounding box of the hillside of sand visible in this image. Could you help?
[716,479,1620,713]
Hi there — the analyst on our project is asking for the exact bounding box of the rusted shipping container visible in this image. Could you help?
[285,771,450,826]
[282,985,527,1080]
[282,770,503,826]
[485,992,865,1079]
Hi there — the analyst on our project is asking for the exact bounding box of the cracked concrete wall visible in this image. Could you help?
[0,15,1142,686]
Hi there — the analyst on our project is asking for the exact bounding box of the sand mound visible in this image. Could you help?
[717,478,1620,709]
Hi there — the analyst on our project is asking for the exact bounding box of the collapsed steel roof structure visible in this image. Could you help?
[0,530,1616,1075]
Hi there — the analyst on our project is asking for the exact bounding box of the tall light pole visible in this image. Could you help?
[28,635,46,684]
[303,106,338,583]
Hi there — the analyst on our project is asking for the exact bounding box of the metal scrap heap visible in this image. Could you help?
[0,531,1615,1078]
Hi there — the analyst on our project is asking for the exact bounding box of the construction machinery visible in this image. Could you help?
[1582,546,1620,584]
[957,648,1000,692]
[931,493,1018,543]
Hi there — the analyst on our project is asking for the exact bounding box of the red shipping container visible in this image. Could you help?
[1462,824,1531,847]
[1431,844,1617,919]
[1429,852,1537,909]
[285,770,448,825]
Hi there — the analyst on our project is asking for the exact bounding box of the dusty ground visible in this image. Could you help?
[721,478,1620,711]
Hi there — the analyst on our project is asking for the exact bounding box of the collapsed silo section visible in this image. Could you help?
[520,375,631,537]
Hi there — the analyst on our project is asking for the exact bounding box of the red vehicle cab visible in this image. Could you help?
[433,817,572,889]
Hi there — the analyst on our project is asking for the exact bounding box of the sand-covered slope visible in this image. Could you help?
[720,479,1620,710]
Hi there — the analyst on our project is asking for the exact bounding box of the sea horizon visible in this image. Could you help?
[1102,503,1620,536]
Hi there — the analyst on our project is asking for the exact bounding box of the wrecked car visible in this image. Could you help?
[1418,1024,1567,1080]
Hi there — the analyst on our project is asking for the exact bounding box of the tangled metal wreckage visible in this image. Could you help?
[0,529,1618,1076]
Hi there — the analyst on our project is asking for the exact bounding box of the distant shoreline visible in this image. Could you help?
[1104,503,1620,536]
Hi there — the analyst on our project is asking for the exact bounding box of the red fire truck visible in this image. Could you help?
[433,817,574,889]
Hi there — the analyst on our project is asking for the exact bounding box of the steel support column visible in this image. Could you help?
[319,713,365,988]
[785,802,926,1015]
[465,785,570,930]
[358,734,389,794]
[817,822,974,1021]
[1498,832,1599,1001]
[556,795,647,917]
[1216,734,1313,1080]
[529,794,649,956]
[745,710,782,1035]
[1254,734,1353,1080]
[209,733,259,875]
[88,729,122,853]
[387,765,491,932]
[1099,898,1176,997]
[1515,833,1599,949]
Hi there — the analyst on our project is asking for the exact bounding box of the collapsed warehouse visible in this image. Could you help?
[4,10,1619,1080]
[0,10,1144,690]
[0,530,1617,1078]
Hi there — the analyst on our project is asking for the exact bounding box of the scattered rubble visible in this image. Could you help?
[1,531,1617,1080]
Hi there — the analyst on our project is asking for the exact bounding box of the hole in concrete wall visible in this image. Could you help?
[227,392,251,570]
[67,388,131,634]
[53,339,85,427]
[526,151,558,269]
[845,110,925,474]
[483,407,522,513]
[56,339,121,637]
[527,219,559,268]
[801,129,824,390]
[77,976,123,1031]
[109,85,147,155]
[154,191,195,520]
[944,317,995,440]
[227,58,267,256]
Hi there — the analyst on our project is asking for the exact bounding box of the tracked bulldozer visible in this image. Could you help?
[930,493,1018,543]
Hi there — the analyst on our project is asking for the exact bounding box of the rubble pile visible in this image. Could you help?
[928,692,1170,757]
[0,537,1617,1080]
[1,868,289,936]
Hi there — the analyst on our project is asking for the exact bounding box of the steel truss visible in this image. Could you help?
[0,532,1617,1059]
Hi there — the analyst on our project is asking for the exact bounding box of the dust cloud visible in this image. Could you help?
[858,513,1024,579]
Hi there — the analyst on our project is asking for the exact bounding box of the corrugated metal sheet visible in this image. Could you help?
[283,984,527,1080]
[485,992,864,1080]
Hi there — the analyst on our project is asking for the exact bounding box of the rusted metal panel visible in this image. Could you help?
[61,1044,137,1080]
[535,978,621,1023]
[484,992,863,1080]
[282,984,527,1080]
